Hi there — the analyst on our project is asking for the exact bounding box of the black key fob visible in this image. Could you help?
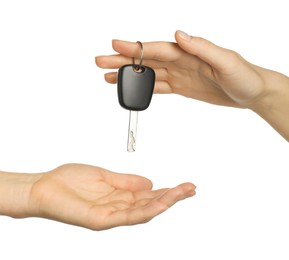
[117,64,155,111]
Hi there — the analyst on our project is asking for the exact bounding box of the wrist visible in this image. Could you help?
[0,171,42,218]
[249,68,288,111]
[249,69,289,141]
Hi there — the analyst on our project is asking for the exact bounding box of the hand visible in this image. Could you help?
[25,164,195,230]
[95,30,273,109]
[96,30,289,141]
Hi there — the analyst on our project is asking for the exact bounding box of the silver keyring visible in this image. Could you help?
[132,41,144,71]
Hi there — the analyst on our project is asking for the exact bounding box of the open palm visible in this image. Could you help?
[29,164,195,230]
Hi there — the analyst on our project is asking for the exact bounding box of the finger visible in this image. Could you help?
[133,188,169,201]
[153,182,196,208]
[95,54,129,69]
[101,169,153,191]
[104,72,117,83]
[104,68,170,85]
[107,182,196,228]
[175,30,236,73]
[133,183,195,205]
[112,39,182,62]
[95,54,167,70]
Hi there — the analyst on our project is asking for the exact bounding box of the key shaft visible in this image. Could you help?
[127,110,138,152]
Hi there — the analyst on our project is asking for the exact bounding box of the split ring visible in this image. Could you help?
[132,41,144,71]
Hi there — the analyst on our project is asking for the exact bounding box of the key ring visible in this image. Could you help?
[132,41,144,72]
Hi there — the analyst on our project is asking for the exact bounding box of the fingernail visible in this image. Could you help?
[177,30,191,41]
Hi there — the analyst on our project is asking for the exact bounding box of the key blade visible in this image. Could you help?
[127,110,138,152]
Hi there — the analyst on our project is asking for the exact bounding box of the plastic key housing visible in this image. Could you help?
[117,64,155,111]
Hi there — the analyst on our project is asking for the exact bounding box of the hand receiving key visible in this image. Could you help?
[117,42,155,152]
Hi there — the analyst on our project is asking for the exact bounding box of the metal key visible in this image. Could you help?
[127,110,138,152]
[117,62,155,152]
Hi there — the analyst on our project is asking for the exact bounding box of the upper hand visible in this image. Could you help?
[95,30,269,109]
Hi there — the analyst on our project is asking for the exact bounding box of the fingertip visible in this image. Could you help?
[186,182,197,191]
[146,179,153,190]
[104,72,117,84]
[112,39,141,58]
[187,183,197,197]
[174,30,207,60]
[175,30,192,42]
[174,182,197,199]
[94,55,109,68]
[111,39,120,51]
[175,31,229,71]
[141,176,153,190]
[112,39,132,52]
[94,56,100,66]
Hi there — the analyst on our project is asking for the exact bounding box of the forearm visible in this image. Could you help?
[250,68,289,142]
[0,171,41,218]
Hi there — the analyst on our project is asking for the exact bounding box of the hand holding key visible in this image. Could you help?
[96,30,289,141]
[95,30,266,109]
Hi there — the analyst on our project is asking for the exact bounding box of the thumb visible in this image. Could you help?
[175,30,232,72]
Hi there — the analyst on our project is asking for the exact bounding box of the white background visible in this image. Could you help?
[1,0,289,259]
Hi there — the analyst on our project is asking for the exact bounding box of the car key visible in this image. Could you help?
[117,60,155,152]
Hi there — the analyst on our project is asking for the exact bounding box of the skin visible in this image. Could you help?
[95,30,289,141]
[0,163,195,230]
